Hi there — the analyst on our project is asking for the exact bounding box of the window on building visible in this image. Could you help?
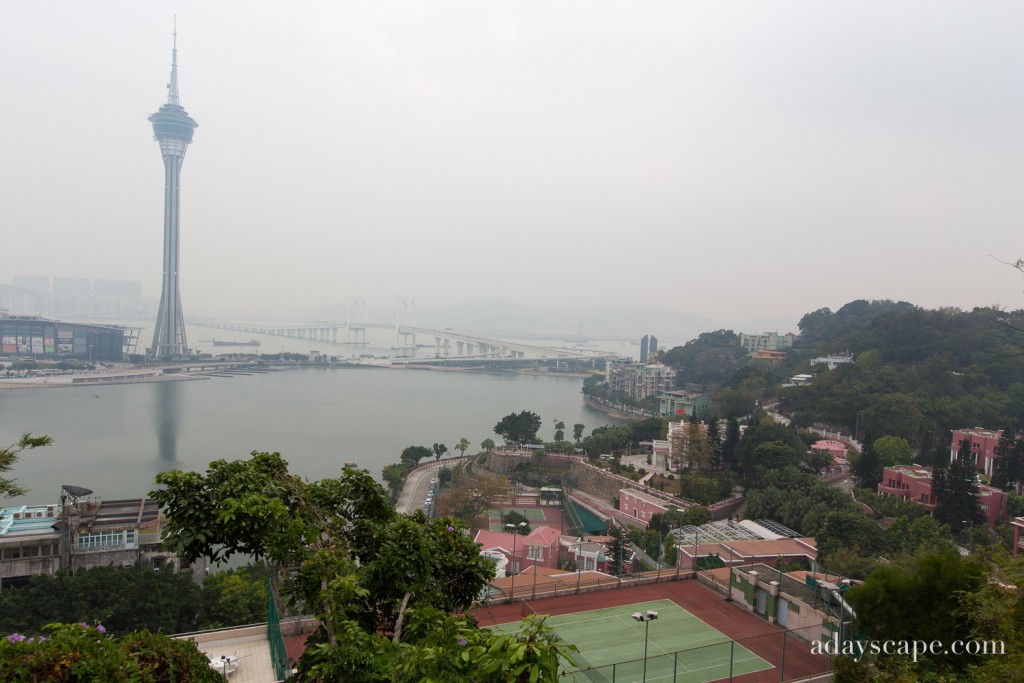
[76,530,125,550]
[528,546,543,561]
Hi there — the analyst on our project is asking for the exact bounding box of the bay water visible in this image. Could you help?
[0,367,616,507]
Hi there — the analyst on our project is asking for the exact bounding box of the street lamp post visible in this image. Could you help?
[724,543,735,602]
[505,521,527,599]
[632,610,659,683]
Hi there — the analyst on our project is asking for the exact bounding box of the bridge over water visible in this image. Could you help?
[191,320,607,361]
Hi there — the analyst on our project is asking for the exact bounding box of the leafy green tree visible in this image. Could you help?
[744,469,859,536]
[750,441,798,472]
[804,449,834,474]
[0,564,202,636]
[153,453,572,679]
[480,438,495,451]
[494,411,543,445]
[933,440,983,532]
[401,445,432,467]
[683,420,715,470]
[432,443,448,461]
[573,423,585,443]
[382,462,412,499]
[502,511,531,535]
[456,437,471,457]
[606,526,627,576]
[553,420,565,442]
[853,434,882,489]
[721,418,740,471]
[959,552,1024,680]
[737,420,805,474]
[817,511,884,568]
[873,435,914,467]
[660,330,749,390]
[992,428,1023,491]
[847,551,986,668]
[0,623,222,683]
[199,565,269,629]
[882,516,954,558]
[1,433,53,499]
[662,534,678,567]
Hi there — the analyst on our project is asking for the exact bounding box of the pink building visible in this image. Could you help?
[618,488,671,526]
[474,525,561,574]
[950,427,1003,477]
[878,465,1007,527]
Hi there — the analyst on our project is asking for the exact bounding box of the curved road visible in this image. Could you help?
[395,456,473,514]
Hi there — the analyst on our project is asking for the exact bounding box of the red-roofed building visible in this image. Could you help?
[474,525,562,575]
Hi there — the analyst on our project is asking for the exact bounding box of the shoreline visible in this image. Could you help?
[582,395,650,421]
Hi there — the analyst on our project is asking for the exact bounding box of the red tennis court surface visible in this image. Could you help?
[474,579,831,682]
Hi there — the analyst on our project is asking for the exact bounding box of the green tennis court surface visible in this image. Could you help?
[511,599,773,682]
[488,508,547,530]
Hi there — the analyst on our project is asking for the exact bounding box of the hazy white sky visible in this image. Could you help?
[1,1,1022,325]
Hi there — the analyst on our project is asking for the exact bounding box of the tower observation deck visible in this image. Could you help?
[149,28,197,359]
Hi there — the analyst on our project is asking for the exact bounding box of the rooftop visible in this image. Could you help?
[671,519,801,544]
[0,504,59,538]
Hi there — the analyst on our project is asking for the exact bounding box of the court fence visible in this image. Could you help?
[487,565,697,604]
[267,579,290,681]
[560,622,832,683]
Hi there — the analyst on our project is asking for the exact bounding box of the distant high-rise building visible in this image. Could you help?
[149,28,197,358]
[640,335,649,362]
[649,335,658,357]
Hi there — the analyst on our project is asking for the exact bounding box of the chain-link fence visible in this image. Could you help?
[564,623,831,683]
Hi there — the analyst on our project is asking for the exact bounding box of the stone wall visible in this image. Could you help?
[566,461,697,510]
[708,496,746,520]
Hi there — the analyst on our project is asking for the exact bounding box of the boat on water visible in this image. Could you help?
[210,339,261,347]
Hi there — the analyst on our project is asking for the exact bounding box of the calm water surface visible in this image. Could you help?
[0,368,615,506]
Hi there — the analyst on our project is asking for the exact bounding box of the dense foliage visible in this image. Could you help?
[846,551,988,671]
[0,563,269,636]
[783,303,1024,442]
[744,468,857,537]
[659,329,749,389]
[0,623,221,683]
[494,411,544,445]
[152,452,575,680]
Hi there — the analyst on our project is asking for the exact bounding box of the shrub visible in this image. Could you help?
[1,623,221,682]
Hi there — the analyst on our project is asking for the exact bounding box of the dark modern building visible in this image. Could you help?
[639,334,658,363]
[149,30,197,359]
[0,314,136,361]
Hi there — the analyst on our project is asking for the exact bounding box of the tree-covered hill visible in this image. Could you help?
[782,303,1024,442]
[661,300,1024,444]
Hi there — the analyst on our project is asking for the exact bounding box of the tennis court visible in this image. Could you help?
[488,507,548,530]
[514,599,772,682]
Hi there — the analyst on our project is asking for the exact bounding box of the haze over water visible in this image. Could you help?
[0,368,616,507]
